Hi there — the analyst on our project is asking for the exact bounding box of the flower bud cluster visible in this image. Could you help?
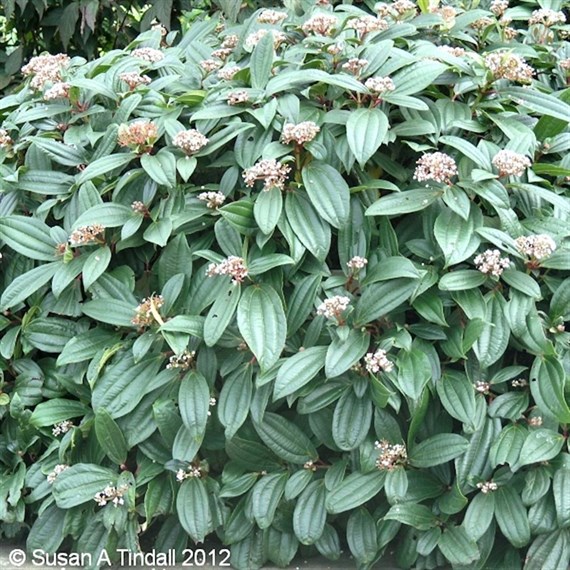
[346,16,388,36]
[221,35,239,49]
[302,13,339,35]
[245,30,287,50]
[365,76,395,94]
[484,51,534,83]
[166,350,196,370]
[490,0,509,16]
[200,59,223,73]
[176,466,202,482]
[21,53,70,90]
[515,234,556,260]
[132,295,165,327]
[243,159,291,191]
[0,129,13,149]
[117,120,159,151]
[316,296,351,319]
[131,201,148,214]
[528,416,543,426]
[342,58,369,74]
[304,460,317,471]
[47,464,69,484]
[431,6,457,28]
[376,0,417,19]
[43,82,71,101]
[413,152,458,184]
[131,47,164,63]
[477,481,498,494]
[217,65,241,80]
[511,378,528,388]
[474,249,511,276]
[119,72,151,89]
[198,191,226,208]
[68,224,105,246]
[491,149,531,176]
[173,129,209,155]
[474,381,491,394]
[257,9,288,24]
[529,9,566,26]
[347,256,368,270]
[94,484,129,507]
[206,256,248,285]
[374,440,407,471]
[227,90,250,105]
[439,46,466,57]
[364,348,394,373]
[52,420,74,436]
[211,48,233,60]
[281,121,320,145]
[471,17,494,30]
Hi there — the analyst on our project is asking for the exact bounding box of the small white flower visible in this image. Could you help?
[364,349,394,373]
[131,47,164,63]
[281,121,320,145]
[316,296,351,320]
[484,51,534,83]
[257,9,288,25]
[514,235,556,260]
[217,65,241,80]
[206,256,248,285]
[474,249,511,276]
[302,13,338,35]
[198,191,226,208]
[413,152,458,184]
[492,150,531,177]
[172,129,209,155]
[477,481,498,494]
[52,420,74,436]
[243,159,291,191]
[374,440,407,470]
[365,76,395,94]
[347,256,368,270]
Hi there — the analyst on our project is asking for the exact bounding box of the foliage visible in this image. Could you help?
[1,0,570,568]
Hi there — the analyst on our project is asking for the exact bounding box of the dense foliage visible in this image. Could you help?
[1,0,570,568]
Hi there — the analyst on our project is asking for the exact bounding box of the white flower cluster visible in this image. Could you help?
[166,350,196,370]
[217,65,241,80]
[131,47,164,63]
[477,481,498,494]
[301,13,338,35]
[413,152,458,184]
[484,51,534,83]
[131,201,147,214]
[119,71,151,89]
[176,466,202,482]
[243,159,291,191]
[47,464,69,484]
[43,82,71,101]
[376,0,417,18]
[257,9,288,24]
[471,17,495,30]
[304,460,317,471]
[528,416,543,426]
[68,224,105,246]
[511,378,528,388]
[559,58,570,70]
[374,440,407,471]
[21,53,70,90]
[431,5,457,28]
[346,15,388,36]
[474,380,491,394]
[316,296,351,319]
[474,249,511,276]
[198,191,226,208]
[200,59,222,73]
[0,129,13,149]
[342,58,369,74]
[221,35,239,49]
[491,149,531,176]
[245,29,287,50]
[364,348,394,373]
[227,90,250,105]
[117,120,158,150]
[365,76,395,94]
[529,8,566,26]
[208,397,217,417]
[347,256,368,270]
[52,420,74,436]
[206,256,249,285]
[281,121,320,145]
[515,234,556,260]
[173,129,209,155]
[132,295,165,327]
[94,483,129,507]
[490,0,509,16]
[439,45,466,57]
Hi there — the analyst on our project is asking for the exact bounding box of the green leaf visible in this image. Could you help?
[250,31,274,89]
[83,246,112,289]
[274,346,327,400]
[439,270,487,291]
[436,371,478,431]
[204,282,241,346]
[1,262,60,310]
[81,298,136,327]
[439,135,490,169]
[354,278,416,325]
[254,412,318,464]
[237,284,287,371]
[392,61,448,96]
[29,398,89,427]
[473,293,510,368]
[30,137,86,166]
[530,355,570,423]
[553,469,570,528]
[516,429,564,470]
[332,391,372,451]
[489,423,526,469]
[437,525,480,566]
[397,347,432,401]
[495,486,531,548]
[434,205,481,267]
[384,504,439,531]
[302,162,350,229]
[326,471,385,514]
[57,328,121,366]
[366,189,442,216]
[501,269,541,299]
[179,371,210,444]
[252,471,288,529]
[502,87,570,122]
[177,477,211,543]
[409,434,469,468]
[218,364,253,439]
[347,508,378,565]
[293,480,327,545]
[75,153,135,184]
[464,491,495,541]
[141,152,173,187]
[53,464,118,508]
[346,108,389,167]
[219,198,257,236]
[253,187,282,235]
[94,408,128,464]
[247,254,294,275]
[0,216,58,261]
[325,328,370,378]
[73,203,133,229]
[525,530,570,570]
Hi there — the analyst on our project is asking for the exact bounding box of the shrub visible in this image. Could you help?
[1,1,570,569]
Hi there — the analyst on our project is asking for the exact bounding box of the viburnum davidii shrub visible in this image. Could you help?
[1,1,570,569]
